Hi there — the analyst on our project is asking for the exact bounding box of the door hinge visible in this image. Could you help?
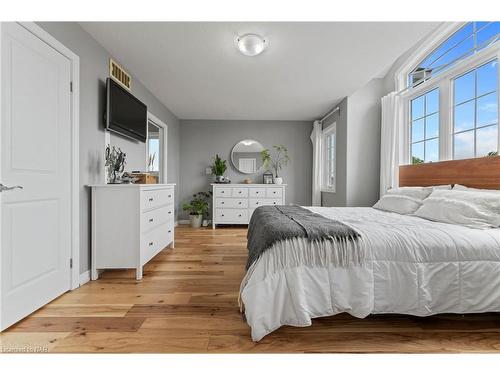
[70,81,73,93]
[70,258,73,269]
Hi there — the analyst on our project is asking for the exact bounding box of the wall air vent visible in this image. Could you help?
[109,59,131,90]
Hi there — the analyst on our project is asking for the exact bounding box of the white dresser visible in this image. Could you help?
[89,184,175,280]
[211,184,286,228]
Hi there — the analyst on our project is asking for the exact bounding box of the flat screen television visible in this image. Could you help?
[105,78,147,142]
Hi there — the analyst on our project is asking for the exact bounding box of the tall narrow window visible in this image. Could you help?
[410,88,440,164]
[322,125,336,192]
[453,59,498,159]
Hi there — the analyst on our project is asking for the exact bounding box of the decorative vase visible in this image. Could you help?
[274,177,283,185]
[215,175,224,183]
[202,219,209,227]
[189,214,203,228]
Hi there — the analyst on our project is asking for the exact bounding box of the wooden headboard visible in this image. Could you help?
[399,156,500,189]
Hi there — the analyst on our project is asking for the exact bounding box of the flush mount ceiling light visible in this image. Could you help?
[237,34,267,56]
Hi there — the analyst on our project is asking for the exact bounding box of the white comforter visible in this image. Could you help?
[240,207,500,341]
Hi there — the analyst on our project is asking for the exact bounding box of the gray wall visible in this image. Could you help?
[346,78,384,206]
[37,22,180,274]
[179,120,312,220]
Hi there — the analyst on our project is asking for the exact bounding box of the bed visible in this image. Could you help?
[239,156,500,341]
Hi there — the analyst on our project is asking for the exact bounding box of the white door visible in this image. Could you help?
[1,23,72,330]
[238,158,257,173]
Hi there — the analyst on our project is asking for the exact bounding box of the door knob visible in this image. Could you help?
[0,183,23,192]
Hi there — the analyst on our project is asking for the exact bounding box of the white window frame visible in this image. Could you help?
[400,42,500,165]
[320,123,336,193]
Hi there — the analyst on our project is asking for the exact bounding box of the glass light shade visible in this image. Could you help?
[237,34,267,56]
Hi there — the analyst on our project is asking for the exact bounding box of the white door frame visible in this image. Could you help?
[0,22,81,291]
[147,112,168,183]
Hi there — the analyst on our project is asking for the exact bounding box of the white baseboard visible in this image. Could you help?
[79,270,90,286]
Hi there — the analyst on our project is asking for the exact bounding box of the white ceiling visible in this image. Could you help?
[80,22,440,121]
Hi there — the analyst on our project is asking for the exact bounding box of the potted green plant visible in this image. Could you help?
[182,191,212,228]
[261,145,290,184]
[211,154,227,183]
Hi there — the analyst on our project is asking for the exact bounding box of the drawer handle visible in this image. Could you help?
[256,192,259,194]
[221,201,224,204]
[221,191,225,193]
[149,241,154,246]
[149,198,154,202]
[221,214,225,217]
[273,202,277,205]
[168,230,171,233]
[238,202,242,205]
[273,191,276,194]
[168,211,172,214]
[256,202,259,205]
[149,218,154,223]
[168,194,172,198]
[238,191,242,194]
[238,214,242,217]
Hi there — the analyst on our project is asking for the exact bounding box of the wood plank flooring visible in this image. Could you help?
[2,225,500,353]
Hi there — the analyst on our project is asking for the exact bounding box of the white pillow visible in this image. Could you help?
[373,194,423,215]
[386,186,433,200]
[413,189,500,229]
[453,184,500,194]
[433,184,453,190]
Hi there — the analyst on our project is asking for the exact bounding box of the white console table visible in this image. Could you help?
[211,184,286,228]
[89,183,175,280]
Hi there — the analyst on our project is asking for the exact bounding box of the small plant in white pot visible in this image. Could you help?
[211,154,228,183]
[261,145,290,184]
[182,191,212,228]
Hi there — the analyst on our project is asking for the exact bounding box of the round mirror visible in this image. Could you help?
[231,139,265,174]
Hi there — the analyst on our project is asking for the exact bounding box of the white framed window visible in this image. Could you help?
[321,124,336,192]
[401,22,500,165]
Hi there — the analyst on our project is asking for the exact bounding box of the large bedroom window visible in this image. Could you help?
[402,22,499,164]
[321,124,336,192]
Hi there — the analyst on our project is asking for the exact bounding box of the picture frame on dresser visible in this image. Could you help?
[89,183,175,280]
[211,183,286,229]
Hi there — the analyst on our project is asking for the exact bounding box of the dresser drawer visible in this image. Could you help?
[141,205,174,233]
[266,187,283,198]
[214,187,232,197]
[249,188,266,197]
[141,222,173,264]
[232,187,248,197]
[141,188,174,211]
[215,209,248,222]
[215,198,249,208]
[249,198,283,208]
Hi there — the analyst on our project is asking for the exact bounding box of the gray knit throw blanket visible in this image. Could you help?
[246,205,361,270]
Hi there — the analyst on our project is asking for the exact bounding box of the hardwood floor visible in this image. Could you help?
[2,225,500,353]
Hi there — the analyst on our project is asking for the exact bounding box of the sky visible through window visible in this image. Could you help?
[409,22,500,87]
[453,59,498,159]
[411,88,440,164]
[411,60,498,164]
